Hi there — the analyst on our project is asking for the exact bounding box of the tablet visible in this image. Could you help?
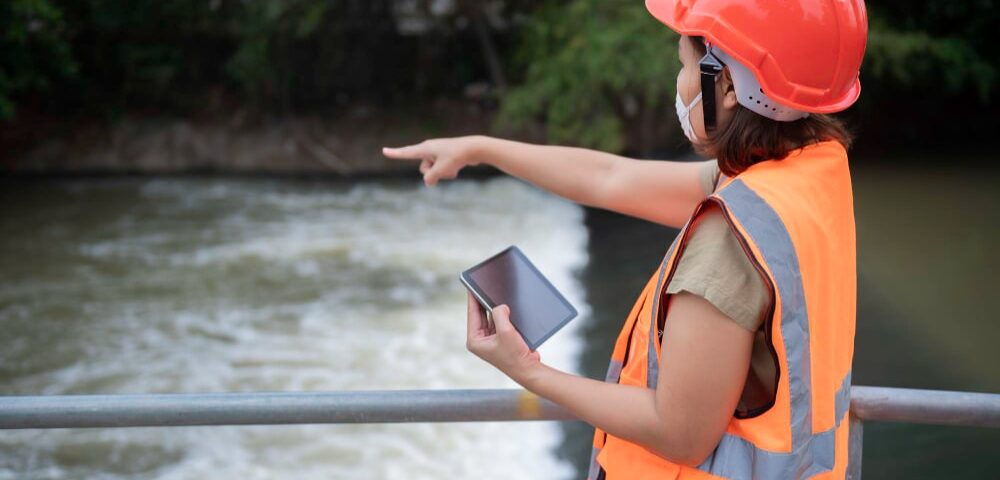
[460,246,578,350]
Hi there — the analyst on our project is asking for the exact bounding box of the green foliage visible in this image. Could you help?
[1,0,996,153]
[497,0,679,152]
[226,0,330,111]
[866,20,996,101]
[0,0,76,118]
[39,0,238,118]
[499,0,999,153]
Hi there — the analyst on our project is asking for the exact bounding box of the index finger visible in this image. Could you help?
[382,143,427,160]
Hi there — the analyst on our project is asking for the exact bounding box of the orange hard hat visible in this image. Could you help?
[647,0,868,114]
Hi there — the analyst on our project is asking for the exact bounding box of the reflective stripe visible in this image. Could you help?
[836,370,852,425]
[587,447,602,480]
[597,164,853,478]
[697,370,852,479]
[717,180,813,446]
[646,235,679,389]
[691,179,847,479]
[643,180,814,419]
[605,359,623,383]
[605,177,839,477]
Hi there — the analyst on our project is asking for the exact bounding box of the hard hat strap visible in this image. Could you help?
[699,46,725,132]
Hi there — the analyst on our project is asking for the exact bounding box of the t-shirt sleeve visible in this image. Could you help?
[699,160,722,196]
[664,204,770,332]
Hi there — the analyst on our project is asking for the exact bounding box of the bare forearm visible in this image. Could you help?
[469,136,627,208]
[470,136,708,227]
[384,135,708,227]
[520,364,697,465]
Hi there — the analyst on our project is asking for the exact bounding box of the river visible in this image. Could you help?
[0,177,587,479]
[1,163,997,478]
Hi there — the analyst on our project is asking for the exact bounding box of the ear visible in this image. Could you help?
[719,67,739,111]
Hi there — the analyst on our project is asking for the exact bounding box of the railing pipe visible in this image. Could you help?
[850,386,1000,428]
[0,386,997,430]
[846,414,864,480]
[0,390,572,429]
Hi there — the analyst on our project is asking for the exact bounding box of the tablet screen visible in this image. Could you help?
[461,246,577,350]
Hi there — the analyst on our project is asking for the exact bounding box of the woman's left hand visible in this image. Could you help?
[465,292,541,385]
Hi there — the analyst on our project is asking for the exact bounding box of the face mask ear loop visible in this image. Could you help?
[699,44,725,132]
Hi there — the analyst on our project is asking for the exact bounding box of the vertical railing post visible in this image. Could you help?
[846,413,864,479]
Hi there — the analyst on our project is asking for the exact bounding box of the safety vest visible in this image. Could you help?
[589,140,857,479]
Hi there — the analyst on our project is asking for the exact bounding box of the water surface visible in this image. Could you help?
[0,177,588,479]
[2,161,997,479]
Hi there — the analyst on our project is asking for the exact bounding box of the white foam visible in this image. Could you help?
[1,177,589,480]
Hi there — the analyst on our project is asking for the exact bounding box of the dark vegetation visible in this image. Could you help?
[2,0,996,158]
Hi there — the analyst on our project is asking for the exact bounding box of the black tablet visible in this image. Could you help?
[460,246,578,350]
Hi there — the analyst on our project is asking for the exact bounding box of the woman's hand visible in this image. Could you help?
[382,136,483,187]
[465,292,541,385]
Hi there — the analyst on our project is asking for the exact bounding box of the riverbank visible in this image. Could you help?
[6,103,992,177]
[1,101,527,176]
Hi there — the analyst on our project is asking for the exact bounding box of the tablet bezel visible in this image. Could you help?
[459,245,578,350]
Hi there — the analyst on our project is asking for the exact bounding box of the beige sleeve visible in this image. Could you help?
[699,160,722,196]
[665,204,770,332]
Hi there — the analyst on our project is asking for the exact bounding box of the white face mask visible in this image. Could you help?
[675,91,702,143]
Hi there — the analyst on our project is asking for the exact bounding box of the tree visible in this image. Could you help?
[498,0,999,155]
[0,0,76,118]
[497,0,680,155]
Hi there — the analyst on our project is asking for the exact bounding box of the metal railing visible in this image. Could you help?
[2,386,998,478]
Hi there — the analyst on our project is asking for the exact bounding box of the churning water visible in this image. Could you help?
[0,177,589,479]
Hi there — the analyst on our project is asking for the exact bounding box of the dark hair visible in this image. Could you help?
[688,37,854,177]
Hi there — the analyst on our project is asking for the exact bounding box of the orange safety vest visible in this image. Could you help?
[588,140,856,479]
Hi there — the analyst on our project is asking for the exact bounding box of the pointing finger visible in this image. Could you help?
[382,143,426,160]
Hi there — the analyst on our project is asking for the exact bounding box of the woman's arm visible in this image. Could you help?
[468,291,753,466]
[383,136,709,228]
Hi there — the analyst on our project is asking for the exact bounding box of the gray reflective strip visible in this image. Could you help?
[592,374,850,479]
[605,180,851,477]
[693,179,852,478]
[718,180,813,445]
[604,359,623,383]
[587,447,602,480]
[698,370,852,479]
[647,232,681,389]
[716,173,731,191]
[836,370,852,422]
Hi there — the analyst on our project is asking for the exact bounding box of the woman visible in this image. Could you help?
[384,0,867,478]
